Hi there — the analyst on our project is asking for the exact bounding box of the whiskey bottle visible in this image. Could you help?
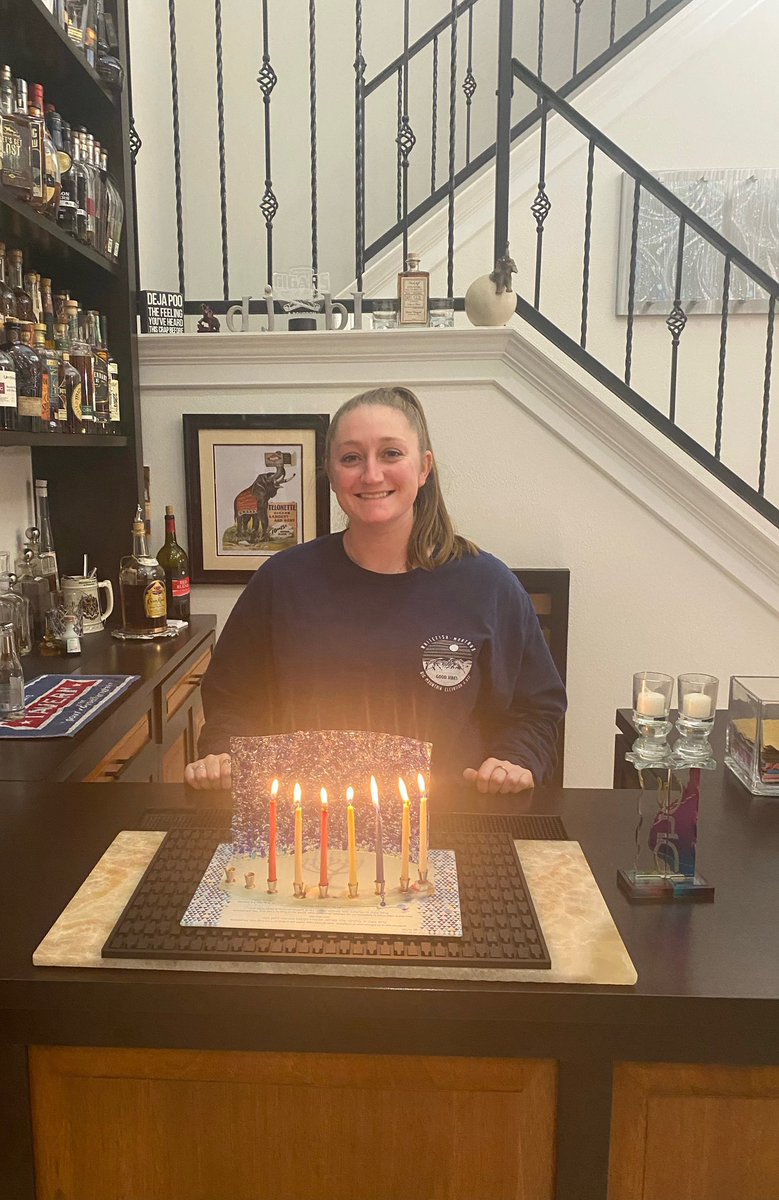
[70,131,95,246]
[95,0,124,91]
[5,320,44,433]
[60,122,88,242]
[24,271,42,324]
[64,1,97,66]
[119,507,167,634]
[99,147,123,259]
[0,316,19,431]
[156,506,191,622]
[6,250,34,323]
[101,314,120,431]
[46,110,78,238]
[0,245,17,318]
[33,323,60,432]
[87,309,109,430]
[65,299,96,431]
[28,84,61,219]
[398,253,429,325]
[1,76,42,203]
[54,322,81,430]
[40,277,56,345]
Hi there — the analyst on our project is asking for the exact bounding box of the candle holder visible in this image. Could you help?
[244,872,256,889]
[674,673,718,762]
[348,882,359,898]
[224,867,236,884]
[318,883,329,899]
[631,670,674,761]
[417,867,429,885]
[399,876,410,892]
[293,882,307,898]
[266,880,278,894]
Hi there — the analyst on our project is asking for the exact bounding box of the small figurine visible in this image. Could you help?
[197,303,221,333]
[489,243,518,295]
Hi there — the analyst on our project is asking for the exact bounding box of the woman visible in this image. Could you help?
[185,386,566,799]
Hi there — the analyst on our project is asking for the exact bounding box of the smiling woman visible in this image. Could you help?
[185,387,567,804]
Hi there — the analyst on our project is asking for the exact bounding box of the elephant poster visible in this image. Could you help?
[215,444,301,554]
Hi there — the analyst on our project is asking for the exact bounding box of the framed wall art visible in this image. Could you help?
[183,413,330,584]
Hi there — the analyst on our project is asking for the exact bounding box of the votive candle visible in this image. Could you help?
[346,786,358,889]
[635,688,666,717]
[417,773,428,878]
[683,692,712,720]
[399,777,410,884]
[370,775,384,888]
[319,788,329,887]
[267,778,278,885]
[293,782,303,890]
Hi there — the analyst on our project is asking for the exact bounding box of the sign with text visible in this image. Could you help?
[139,290,184,334]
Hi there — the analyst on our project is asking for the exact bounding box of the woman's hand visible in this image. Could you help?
[184,753,232,790]
[463,757,535,794]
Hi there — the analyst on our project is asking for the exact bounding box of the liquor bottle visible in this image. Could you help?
[0,65,12,115]
[119,506,167,633]
[64,1,97,66]
[79,130,99,246]
[87,309,109,430]
[24,272,42,324]
[60,122,88,242]
[397,253,430,325]
[156,506,191,622]
[33,323,61,432]
[47,109,78,238]
[101,148,123,260]
[0,569,32,656]
[6,250,34,323]
[34,480,60,590]
[0,76,42,203]
[40,277,56,345]
[0,245,17,318]
[70,131,95,245]
[95,0,124,91]
[0,621,25,718]
[28,84,60,219]
[5,320,43,433]
[101,314,120,431]
[54,321,81,430]
[65,299,95,431]
[0,316,19,431]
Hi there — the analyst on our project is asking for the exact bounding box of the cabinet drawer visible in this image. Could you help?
[163,646,213,722]
[83,711,154,783]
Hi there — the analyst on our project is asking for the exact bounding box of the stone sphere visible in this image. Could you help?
[464,275,517,327]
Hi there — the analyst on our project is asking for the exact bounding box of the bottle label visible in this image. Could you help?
[108,364,120,421]
[18,393,43,418]
[56,381,68,421]
[71,381,83,420]
[172,577,190,598]
[0,369,17,409]
[144,580,167,618]
[40,372,51,423]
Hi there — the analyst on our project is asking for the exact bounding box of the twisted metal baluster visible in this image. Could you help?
[758,295,775,496]
[397,0,417,270]
[537,0,545,92]
[645,0,651,15]
[447,0,458,301]
[666,218,688,423]
[258,0,278,287]
[354,0,366,291]
[431,34,439,193]
[396,67,402,225]
[214,0,229,301]
[715,256,731,460]
[625,179,640,386]
[532,102,551,309]
[168,0,184,295]
[309,0,319,291]
[580,140,595,348]
[572,0,585,76]
[609,0,617,46]
[462,4,476,166]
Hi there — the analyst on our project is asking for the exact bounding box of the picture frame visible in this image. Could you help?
[183,413,330,584]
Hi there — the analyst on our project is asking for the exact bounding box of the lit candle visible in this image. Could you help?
[683,692,712,719]
[417,773,428,880]
[293,782,303,893]
[370,775,385,895]
[319,787,329,892]
[267,778,278,891]
[346,786,358,893]
[635,688,666,717]
[398,777,410,888]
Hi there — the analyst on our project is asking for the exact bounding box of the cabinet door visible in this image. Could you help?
[82,710,156,783]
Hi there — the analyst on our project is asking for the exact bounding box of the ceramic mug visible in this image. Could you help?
[62,575,114,635]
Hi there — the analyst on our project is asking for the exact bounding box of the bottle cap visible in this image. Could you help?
[165,505,174,516]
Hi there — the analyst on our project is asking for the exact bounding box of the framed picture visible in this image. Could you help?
[183,413,330,584]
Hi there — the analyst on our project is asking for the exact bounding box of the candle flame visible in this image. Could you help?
[271,778,279,797]
[293,782,301,805]
[320,787,328,808]
[370,775,379,808]
[417,773,426,796]
[398,777,409,804]
[346,785,354,804]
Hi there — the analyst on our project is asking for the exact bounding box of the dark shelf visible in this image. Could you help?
[0,431,128,447]
[0,186,118,278]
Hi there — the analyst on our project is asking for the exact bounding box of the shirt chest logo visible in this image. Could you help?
[420,634,476,692]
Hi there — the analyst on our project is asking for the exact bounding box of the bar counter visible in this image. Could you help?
[1,776,777,1199]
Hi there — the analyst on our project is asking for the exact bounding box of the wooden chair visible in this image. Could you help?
[511,568,570,786]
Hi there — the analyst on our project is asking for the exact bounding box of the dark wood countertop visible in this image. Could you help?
[0,615,216,781]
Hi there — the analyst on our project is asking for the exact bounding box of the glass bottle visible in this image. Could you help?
[14,537,50,646]
[156,506,191,622]
[77,130,99,246]
[64,1,97,66]
[92,140,107,255]
[70,131,95,246]
[61,122,88,243]
[0,316,18,431]
[65,300,96,432]
[101,148,123,260]
[0,567,33,656]
[34,324,61,432]
[34,480,60,590]
[0,244,17,318]
[48,110,78,239]
[0,64,12,115]
[1,76,41,203]
[28,84,60,219]
[40,277,56,346]
[6,251,34,323]
[397,253,430,326]
[95,0,124,91]
[5,320,43,433]
[87,309,109,430]
[24,272,42,324]
[119,507,167,634]
[101,313,120,432]
[0,622,25,718]
[54,322,81,431]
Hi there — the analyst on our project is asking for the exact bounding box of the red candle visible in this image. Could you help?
[319,788,329,886]
[268,778,279,884]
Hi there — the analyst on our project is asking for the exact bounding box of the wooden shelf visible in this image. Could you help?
[0,431,128,447]
[0,186,118,279]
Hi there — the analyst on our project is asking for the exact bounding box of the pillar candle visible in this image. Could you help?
[683,692,712,719]
[346,786,358,888]
[370,775,384,886]
[293,782,303,889]
[319,788,329,887]
[398,777,410,881]
[417,773,428,877]
[636,688,666,717]
[268,779,278,884]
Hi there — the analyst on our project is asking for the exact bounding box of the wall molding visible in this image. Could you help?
[138,328,779,615]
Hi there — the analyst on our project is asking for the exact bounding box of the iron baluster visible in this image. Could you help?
[572,0,585,76]
[309,0,319,291]
[397,0,417,271]
[609,0,617,46]
[532,102,551,309]
[666,218,688,423]
[494,0,513,266]
[625,178,640,386]
[214,0,229,301]
[396,67,402,225]
[354,0,366,291]
[462,4,476,166]
[646,0,651,15]
[581,140,595,349]
[758,296,775,496]
[168,0,184,295]
[537,0,545,91]
[715,256,731,460]
[128,116,142,164]
[431,34,439,193]
[447,0,458,303]
[258,0,278,287]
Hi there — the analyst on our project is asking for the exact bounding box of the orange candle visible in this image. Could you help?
[319,787,329,886]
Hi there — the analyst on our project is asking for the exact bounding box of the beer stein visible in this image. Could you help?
[62,575,114,634]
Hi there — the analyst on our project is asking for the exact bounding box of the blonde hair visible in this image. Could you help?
[325,386,479,570]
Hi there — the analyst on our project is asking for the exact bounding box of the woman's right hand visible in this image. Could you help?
[184,753,232,790]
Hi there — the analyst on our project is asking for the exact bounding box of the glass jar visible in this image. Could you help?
[429,298,455,328]
[371,299,398,330]
[0,621,25,718]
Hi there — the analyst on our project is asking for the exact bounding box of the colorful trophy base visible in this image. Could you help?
[617,868,715,903]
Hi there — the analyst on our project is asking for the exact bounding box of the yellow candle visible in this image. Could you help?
[417,773,428,877]
[399,777,410,882]
[293,782,303,889]
[346,786,358,888]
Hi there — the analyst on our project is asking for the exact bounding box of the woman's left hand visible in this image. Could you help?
[463,758,535,794]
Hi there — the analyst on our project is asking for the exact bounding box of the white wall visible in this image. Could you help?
[0,449,33,565]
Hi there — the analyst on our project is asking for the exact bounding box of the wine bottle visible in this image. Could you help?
[156,506,190,622]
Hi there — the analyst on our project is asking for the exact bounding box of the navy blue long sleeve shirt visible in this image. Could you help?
[198,533,567,801]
